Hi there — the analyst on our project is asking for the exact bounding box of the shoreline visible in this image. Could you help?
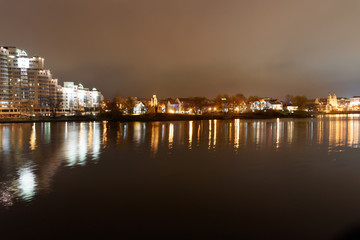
[0,111,315,124]
[317,111,360,114]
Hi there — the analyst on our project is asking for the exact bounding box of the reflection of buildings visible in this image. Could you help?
[151,122,160,154]
[0,122,102,206]
[3,117,360,206]
[169,123,174,148]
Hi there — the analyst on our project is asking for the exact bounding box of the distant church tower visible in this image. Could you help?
[327,93,338,111]
[328,93,338,107]
[151,94,158,113]
[151,95,158,107]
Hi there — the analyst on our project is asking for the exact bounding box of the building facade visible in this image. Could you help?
[61,82,103,114]
[0,46,103,117]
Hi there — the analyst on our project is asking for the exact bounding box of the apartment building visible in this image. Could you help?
[0,46,103,117]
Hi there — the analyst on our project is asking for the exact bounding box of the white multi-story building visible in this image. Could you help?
[350,96,360,108]
[61,82,103,114]
[0,46,62,116]
[0,46,103,117]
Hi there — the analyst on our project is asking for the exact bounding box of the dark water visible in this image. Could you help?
[2,115,360,239]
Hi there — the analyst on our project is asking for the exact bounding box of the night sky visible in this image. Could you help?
[2,0,360,99]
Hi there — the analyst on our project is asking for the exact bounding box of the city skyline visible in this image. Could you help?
[0,46,103,116]
[2,44,360,102]
[2,0,360,99]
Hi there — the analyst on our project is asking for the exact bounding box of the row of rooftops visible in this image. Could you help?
[1,46,44,60]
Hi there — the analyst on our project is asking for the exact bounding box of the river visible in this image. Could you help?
[1,115,360,239]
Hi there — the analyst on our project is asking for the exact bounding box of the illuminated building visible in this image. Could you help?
[350,96,360,109]
[133,101,146,114]
[326,93,338,111]
[62,82,103,114]
[0,47,9,109]
[151,95,158,107]
[0,46,62,116]
[150,94,160,113]
[268,99,283,110]
[327,93,338,106]
[314,97,327,112]
[337,97,349,106]
[286,106,298,112]
[0,46,103,116]
[250,98,283,111]
[250,100,267,110]
[167,98,183,113]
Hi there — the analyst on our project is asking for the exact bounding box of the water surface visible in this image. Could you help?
[1,115,360,239]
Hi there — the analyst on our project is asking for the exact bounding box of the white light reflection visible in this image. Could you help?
[65,123,78,167]
[92,122,101,161]
[1,127,10,153]
[78,122,87,165]
[64,122,68,138]
[123,124,127,139]
[17,166,37,201]
[44,122,51,144]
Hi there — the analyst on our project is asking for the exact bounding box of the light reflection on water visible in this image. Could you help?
[1,115,360,205]
[17,164,37,201]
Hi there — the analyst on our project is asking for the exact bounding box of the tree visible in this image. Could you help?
[215,94,230,111]
[48,97,61,118]
[291,95,308,110]
[228,94,247,112]
[247,96,261,103]
[113,96,127,113]
[20,100,35,117]
[306,102,318,111]
[125,97,137,114]
[181,97,210,113]
[231,94,247,105]
[284,94,293,104]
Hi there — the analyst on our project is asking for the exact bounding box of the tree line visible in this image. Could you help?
[102,94,312,113]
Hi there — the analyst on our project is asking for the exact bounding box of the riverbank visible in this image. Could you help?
[0,111,314,124]
[320,111,360,114]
